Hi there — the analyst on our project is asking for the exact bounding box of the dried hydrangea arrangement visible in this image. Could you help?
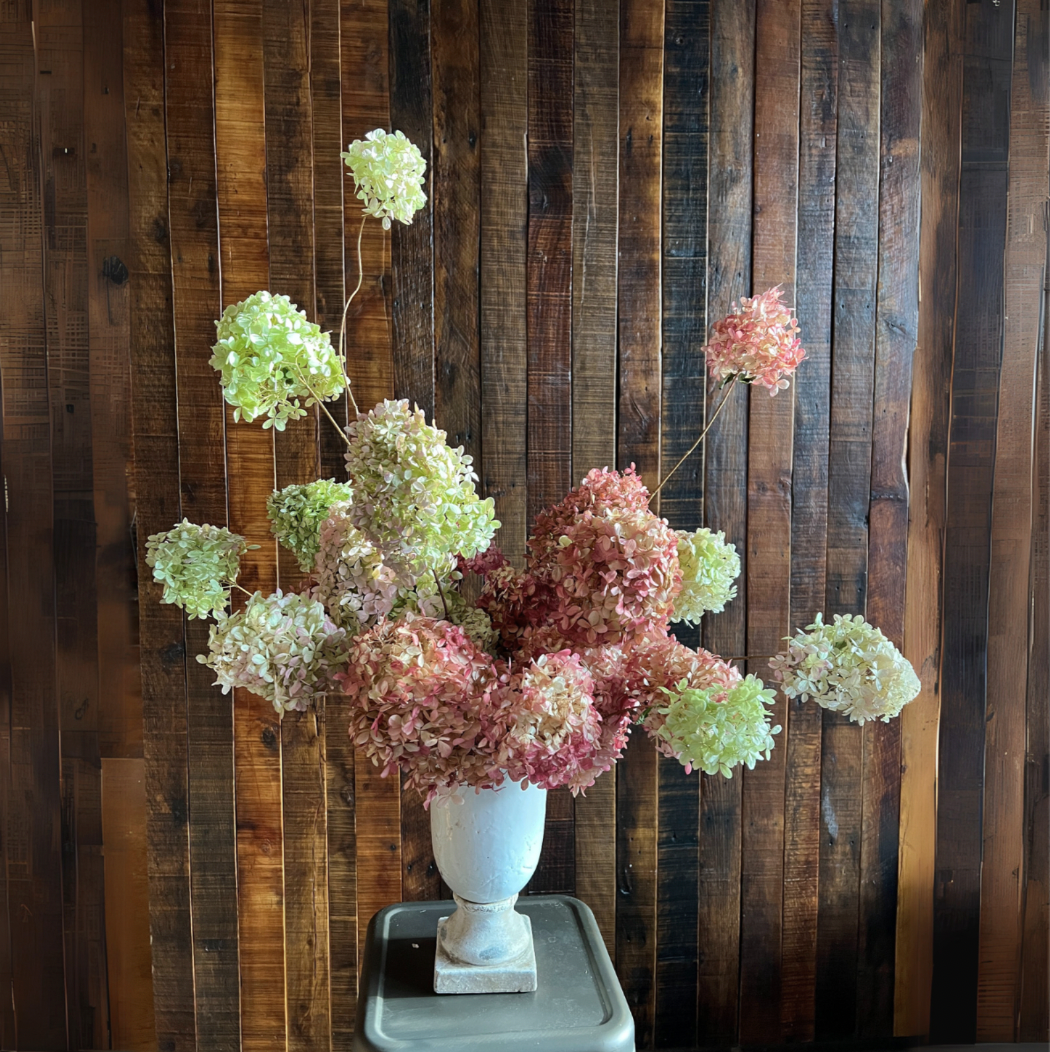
[146,128,919,793]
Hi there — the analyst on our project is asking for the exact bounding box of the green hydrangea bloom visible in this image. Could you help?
[145,520,250,619]
[267,479,354,573]
[654,674,781,777]
[672,527,741,624]
[345,399,499,580]
[341,129,427,229]
[769,613,921,724]
[198,591,349,715]
[210,291,347,430]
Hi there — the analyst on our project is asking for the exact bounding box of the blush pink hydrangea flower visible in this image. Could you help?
[338,616,506,801]
[495,651,604,793]
[703,286,805,395]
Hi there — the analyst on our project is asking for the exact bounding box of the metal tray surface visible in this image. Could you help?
[353,895,635,1052]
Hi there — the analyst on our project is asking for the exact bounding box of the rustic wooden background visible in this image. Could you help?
[0,0,1046,1049]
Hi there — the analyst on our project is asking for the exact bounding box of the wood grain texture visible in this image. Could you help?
[815,2,880,1039]
[311,0,349,482]
[698,0,753,1040]
[36,1,109,1042]
[894,0,963,1036]
[570,0,619,954]
[1019,205,1049,1041]
[101,758,158,1051]
[616,1,663,1044]
[976,0,1048,1034]
[0,18,69,1049]
[164,2,241,1045]
[212,6,288,1048]
[859,0,921,1035]
[390,0,435,423]
[931,2,1015,1041]
[123,0,196,1045]
[480,0,528,565]
[780,1,836,1039]
[739,0,798,1044]
[525,0,576,898]
[654,3,707,1045]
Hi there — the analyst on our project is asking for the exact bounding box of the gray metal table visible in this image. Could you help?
[353,895,635,1052]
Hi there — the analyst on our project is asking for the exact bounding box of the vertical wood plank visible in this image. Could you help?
[571,0,619,954]
[0,18,69,1050]
[525,0,576,897]
[976,0,1049,1034]
[780,2,836,1041]
[390,0,435,424]
[36,0,109,1042]
[311,0,348,483]
[101,758,158,1051]
[859,0,921,1034]
[654,2,707,1045]
[698,1,753,1042]
[211,5,288,1050]
[340,0,394,413]
[616,1,662,1044]
[930,2,1015,1041]
[123,0,196,1045]
[340,0,401,956]
[815,1,880,1039]
[739,0,798,1044]
[894,0,963,1036]
[480,0,528,565]
[1019,209,1049,1041]
[164,0,241,1043]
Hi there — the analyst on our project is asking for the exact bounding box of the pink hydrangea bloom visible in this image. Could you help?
[703,286,805,395]
[338,616,506,801]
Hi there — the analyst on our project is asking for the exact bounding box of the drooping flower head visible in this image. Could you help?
[339,617,505,801]
[703,286,805,395]
[198,590,349,715]
[267,479,354,573]
[341,129,427,229]
[769,613,920,724]
[344,400,499,580]
[672,527,741,624]
[495,651,604,793]
[145,520,251,619]
[210,292,347,429]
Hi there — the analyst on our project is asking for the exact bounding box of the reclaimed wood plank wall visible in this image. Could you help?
[0,0,1046,1049]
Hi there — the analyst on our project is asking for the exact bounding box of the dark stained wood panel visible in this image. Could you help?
[698,1,753,1041]
[860,0,921,1034]
[0,366,14,1050]
[0,19,69,1050]
[570,0,619,955]
[122,0,196,1046]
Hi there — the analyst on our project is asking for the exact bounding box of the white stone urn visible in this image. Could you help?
[429,779,547,993]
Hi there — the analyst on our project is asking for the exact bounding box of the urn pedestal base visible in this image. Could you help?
[433,893,537,993]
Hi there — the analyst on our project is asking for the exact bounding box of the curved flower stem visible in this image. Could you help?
[433,569,450,621]
[232,583,254,599]
[650,376,739,499]
[296,370,353,449]
[337,215,367,419]
[726,655,775,663]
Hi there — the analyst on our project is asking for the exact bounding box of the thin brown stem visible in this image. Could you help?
[726,654,776,663]
[337,215,367,418]
[650,376,740,499]
[297,370,352,448]
[433,570,450,621]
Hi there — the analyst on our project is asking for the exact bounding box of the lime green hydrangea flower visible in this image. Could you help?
[341,129,427,229]
[672,527,741,624]
[769,613,920,724]
[210,291,347,430]
[267,479,354,573]
[145,520,250,619]
[652,674,780,777]
[344,399,499,580]
[198,590,349,715]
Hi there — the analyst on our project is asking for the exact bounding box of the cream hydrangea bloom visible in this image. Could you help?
[341,129,427,229]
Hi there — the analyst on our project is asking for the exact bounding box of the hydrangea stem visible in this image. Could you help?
[433,569,450,621]
[337,215,367,418]
[232,583,254,599]
[296,370,353,449]
[650,376,739,499]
